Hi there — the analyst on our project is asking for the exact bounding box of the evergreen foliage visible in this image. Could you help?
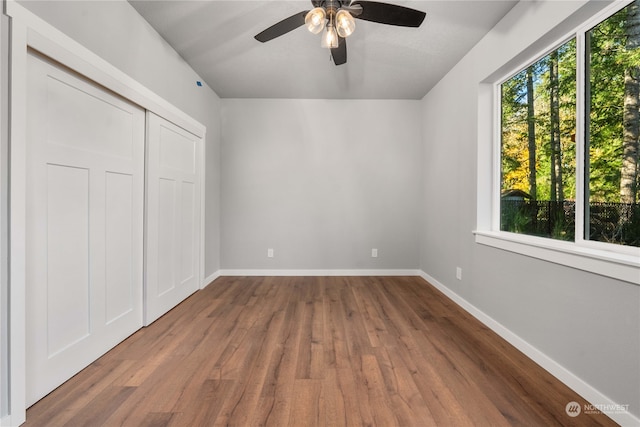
[500,1,639,246]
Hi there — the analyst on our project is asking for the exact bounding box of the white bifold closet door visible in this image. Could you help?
[25,52,145,406]
[144,112,201,326]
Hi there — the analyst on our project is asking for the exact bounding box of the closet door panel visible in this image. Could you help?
[26,52,145,406]
[105,171,136,323]
[180,181,196,283]
[157,177,177,296]
[45,164,91,355]
[45,72,135,159]
[145,112,201,325]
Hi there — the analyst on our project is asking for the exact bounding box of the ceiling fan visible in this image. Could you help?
[254,0,426,66]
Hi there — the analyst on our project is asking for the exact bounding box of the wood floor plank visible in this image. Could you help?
[139,411,176,427]
[23,358,134,426]
[24,276,621,427]
[63,385,136,427]
[361,353,400,426]
[288,379,324,426]
[252,284,304,426]
[373,346,437,426]
[175,379,235,426]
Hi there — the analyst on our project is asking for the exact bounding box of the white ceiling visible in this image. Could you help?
[129,0,517,99]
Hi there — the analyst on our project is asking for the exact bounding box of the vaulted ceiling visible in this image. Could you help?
[129,0,518,99]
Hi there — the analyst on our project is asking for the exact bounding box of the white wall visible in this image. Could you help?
[221,99,421,271]
[16,0,222,277]
[421,0,640,421]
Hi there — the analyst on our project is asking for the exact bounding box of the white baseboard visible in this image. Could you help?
[202,271,222,288]
[1,414,24,427]
[418,271,640,427]
[217,269,422,277]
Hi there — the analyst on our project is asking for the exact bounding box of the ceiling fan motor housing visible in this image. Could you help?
[313,1,354,12]
[324,0,341,15]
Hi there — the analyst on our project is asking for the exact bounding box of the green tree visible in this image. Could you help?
[621,1,640,204]
[549,50,564,202]
[526,66,537,199]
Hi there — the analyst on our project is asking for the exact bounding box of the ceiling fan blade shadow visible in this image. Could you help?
[332,37,347,65]
[352,1,426,27]
[254,11,309,42]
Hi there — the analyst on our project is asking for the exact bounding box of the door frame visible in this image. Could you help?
[3,2,207,424]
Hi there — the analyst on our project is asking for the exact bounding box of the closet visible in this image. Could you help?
[24,51,203,406]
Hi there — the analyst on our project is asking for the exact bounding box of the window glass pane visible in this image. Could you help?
[500,39,577,240]
[586,1,640,247]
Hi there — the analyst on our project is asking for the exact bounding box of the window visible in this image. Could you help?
[500,39,577,241]
[476,0,640,284]
[499,1,640,249]
[585,4,640,246]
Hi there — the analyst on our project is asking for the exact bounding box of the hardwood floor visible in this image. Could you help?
[25,276,618,426]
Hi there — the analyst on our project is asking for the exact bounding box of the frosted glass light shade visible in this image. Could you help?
[335,10,355,38]
[321,25,339,48]
[305,8,326,34]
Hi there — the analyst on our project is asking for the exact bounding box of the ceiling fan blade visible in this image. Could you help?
[254,11,309,43]
[352,1,426,27]
[341,4,363,17]
[331,37,347,66]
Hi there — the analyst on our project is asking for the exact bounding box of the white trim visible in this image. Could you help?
[203,271,222,288]
[476,84,494,231]
[491,81,501,231]
[6,17,27,427]
[418,271,640,427]
[474,231,640,285]
[0,11,8,424]
[574,28,587,250]
[218,269,422,277]
[0,414,17,427]
[199,132,207,290]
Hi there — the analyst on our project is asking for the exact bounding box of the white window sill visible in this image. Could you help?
[473,231,640,285]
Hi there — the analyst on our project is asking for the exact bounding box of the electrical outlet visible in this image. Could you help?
[456,267,462,281]
[267,248,274,258]
[371,248,378,258]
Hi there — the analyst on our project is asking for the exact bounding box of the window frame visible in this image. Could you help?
[475,0,640,286]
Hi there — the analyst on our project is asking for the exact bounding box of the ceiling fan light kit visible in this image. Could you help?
[305,7,326,34]
[321,21,340,49]
[254,0,427,66]
[335,9,356,38]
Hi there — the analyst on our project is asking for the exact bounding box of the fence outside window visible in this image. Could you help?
[500,200,640,246]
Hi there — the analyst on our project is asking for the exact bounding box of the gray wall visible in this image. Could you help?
[420,0,640,418]
[17,0,222,277]
[221,99,421,270]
